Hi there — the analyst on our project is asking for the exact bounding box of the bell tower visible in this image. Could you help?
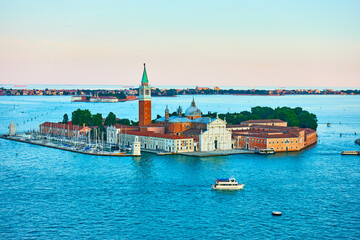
[138,63,152,127]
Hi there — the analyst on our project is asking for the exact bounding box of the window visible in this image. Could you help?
[145,89,150,95]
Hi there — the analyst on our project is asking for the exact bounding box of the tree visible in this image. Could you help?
[72,109,92,126]
[91,113,103,127]
[201,106,317,129]
[62,114,69,124]
[104,112,117,126]
[298,112,318,130]
[117,118,130,125]
[117,91,126,99]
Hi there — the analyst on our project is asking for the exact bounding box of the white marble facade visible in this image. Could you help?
[199,118,232,151]
[106,126,117,145]
[119,133,194,153]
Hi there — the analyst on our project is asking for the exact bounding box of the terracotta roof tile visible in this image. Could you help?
[242,119,286,124]
[121,130,193,140]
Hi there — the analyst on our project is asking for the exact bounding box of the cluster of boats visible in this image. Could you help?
[1,134,134,156]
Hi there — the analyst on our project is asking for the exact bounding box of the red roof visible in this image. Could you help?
[113,124,139,130]
[250,125,302,132]
[121,130,192,140]
[233,132,299,139]
[242,119,286,124]
[304,128,316,134]
[98,96,117,99]
[145,123,165,127]
[227,124,249,128]
[40,122,90,131]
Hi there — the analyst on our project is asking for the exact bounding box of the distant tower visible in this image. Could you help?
[8,121,15,136]
[132,136,141,156]
[165,105,169,121]
[177,105,182,116]
[138,63,152,128]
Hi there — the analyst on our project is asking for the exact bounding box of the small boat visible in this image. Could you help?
[272,211,282,216]
[256,149,275,155]
[211,177,245,190]
[341,151,360,155]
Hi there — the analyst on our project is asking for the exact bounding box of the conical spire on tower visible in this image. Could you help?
[141,63,149,86]
[191,98,196,107]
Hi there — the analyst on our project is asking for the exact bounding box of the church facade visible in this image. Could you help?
[156,100,232,151]
[198,118,232,151]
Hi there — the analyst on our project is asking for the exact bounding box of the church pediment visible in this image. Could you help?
[209,118,226,125]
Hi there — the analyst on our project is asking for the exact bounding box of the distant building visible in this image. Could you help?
[196,86,210,91]
[119,130,194,153]
[232,124,317,152]
[90,96,118,102]
[241,119,287,127]
[106,124,140,145]
[39,122,92,137]
[71,95,118,102]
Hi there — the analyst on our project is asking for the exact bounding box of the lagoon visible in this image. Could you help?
[0,95,360,239]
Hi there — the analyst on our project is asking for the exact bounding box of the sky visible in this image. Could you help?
[0,0,359,88]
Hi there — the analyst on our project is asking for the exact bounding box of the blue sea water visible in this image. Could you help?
[0,95,360,239]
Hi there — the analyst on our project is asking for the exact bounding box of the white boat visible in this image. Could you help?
[211,177,245,190]
[256,149,275,155]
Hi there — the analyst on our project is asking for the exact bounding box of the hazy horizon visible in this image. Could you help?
[1,83,359,91]
[1,0,359,87]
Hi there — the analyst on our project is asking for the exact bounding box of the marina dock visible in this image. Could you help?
[0,135,138,157]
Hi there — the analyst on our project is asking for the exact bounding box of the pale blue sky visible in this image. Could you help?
[1,0,359,87]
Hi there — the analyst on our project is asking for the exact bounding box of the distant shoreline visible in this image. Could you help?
[1,87,360,97]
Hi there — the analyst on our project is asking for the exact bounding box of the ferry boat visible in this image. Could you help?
[211,177,245,190]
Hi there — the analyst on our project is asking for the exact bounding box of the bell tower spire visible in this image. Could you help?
[141,63,149,86]
[138,63,152,128]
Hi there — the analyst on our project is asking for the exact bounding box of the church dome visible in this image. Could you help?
[185,99,202,117]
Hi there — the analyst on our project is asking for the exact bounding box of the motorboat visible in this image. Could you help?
[211,177,245,190]
[256,149,275,155]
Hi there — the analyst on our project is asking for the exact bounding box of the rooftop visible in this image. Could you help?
[241,119,286,124]
[40,122,93,131]
[121,130,193,140]
[182,128,202,135]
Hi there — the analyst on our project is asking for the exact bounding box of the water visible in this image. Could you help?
[1,95,360,239]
